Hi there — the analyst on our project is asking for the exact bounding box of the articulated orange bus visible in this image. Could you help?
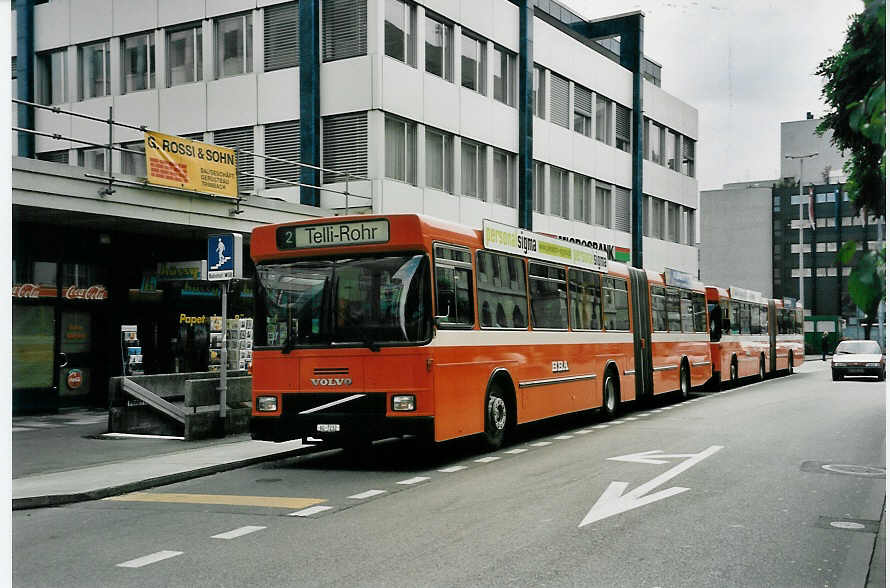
[705,285,804,386]
[249,214,709,449]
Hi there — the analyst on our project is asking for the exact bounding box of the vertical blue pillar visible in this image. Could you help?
[517,0,534,230]
[299,0,321,207]
[587,13,644,268]
[16,0,35,158]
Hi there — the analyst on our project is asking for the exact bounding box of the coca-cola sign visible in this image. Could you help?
[12,283,57,298]
[63,285,109,301]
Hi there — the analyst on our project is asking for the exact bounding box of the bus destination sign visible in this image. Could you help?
[277,219,390,250]
[482,219,607,273]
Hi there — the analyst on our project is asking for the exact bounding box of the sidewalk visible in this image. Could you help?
[12,408,311,510]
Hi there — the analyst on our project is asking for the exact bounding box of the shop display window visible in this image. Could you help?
[13,305,55,389]
[13,259,57,298]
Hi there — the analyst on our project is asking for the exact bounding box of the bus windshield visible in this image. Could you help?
[255,254,431,350]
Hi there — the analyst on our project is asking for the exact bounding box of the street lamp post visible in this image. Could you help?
[785,153,818,310]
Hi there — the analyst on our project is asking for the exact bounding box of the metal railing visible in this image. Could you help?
[12,98,372,214]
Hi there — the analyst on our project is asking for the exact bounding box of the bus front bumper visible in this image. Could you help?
[250,413,434,445]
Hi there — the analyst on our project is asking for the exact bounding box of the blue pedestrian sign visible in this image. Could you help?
[207,233,243,281]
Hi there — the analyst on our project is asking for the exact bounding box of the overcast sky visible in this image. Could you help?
[567,0,864,190]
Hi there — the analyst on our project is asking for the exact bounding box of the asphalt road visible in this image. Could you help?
[13,361,885,587]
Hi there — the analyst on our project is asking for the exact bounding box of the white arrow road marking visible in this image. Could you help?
[579,445,723,527]
[608,449,711,465]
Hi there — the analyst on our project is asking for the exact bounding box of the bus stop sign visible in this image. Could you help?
[207,233,243,281]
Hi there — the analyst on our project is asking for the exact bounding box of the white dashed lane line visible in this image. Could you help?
[504,448,528,454]
[553,435,574,440]
[397,477,430,485]
[289,505,333,517]
[211,526,266,540]
[529,441,552,447]
[349,489,386,500]
[116,551,183,568]
[438,465,467,473]
[474,457,500,463]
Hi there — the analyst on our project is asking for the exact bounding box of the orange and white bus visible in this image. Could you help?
[249,214,708,449]
[705,285,804,386]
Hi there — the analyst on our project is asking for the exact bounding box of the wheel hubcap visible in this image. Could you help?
[488,396,506,431]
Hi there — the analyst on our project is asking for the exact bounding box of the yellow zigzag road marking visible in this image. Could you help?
[106,492,326,509]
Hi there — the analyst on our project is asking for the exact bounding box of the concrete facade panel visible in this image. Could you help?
[459,89,493,144]
[422,74,460,133]
[258,68,300,124]
[207,75,258,129]
[70,96,114,146]
[157,0,205,28]
[487,102,517,152]
[34,0,71,51]
[489,0,519,52]
[206,0,256,19]
[70,0,113,45]
[320,57,373,116]
[159,83,207,134]
[381,58,423,122]
[458,0,493,41]
[113,0,158,37]
[115,90,160,142]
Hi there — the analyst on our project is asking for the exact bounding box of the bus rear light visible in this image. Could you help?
[256,396,278,412]
[392,395,416,411]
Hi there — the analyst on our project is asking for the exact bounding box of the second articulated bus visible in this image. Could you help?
[249,214,712,449]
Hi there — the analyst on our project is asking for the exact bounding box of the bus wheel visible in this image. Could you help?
[758,356,766,381]
[679,363,691,400]
[483,384,509,450]
[602,372,619,419]
[730,359,738,384]
[787,352,794,375]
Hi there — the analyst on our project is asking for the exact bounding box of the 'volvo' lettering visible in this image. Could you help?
[310,378,353,387]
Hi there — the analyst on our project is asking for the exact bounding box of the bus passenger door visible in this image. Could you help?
[628,268,653,400]
[768,300,777,372]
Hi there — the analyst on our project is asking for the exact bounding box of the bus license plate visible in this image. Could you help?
[317,424,340,433]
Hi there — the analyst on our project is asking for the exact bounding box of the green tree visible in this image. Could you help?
[817,0,885,339]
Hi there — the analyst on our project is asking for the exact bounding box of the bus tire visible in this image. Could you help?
[759,355,766,381]
[602,370,620,419]
[787,352,794,375]
[729,357,738,384]
[483,383,509,450]
[679,362,691,400]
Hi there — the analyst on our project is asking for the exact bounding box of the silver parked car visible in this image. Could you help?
[831,340,885,381]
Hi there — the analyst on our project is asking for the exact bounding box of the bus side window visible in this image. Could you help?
[529,262,568,330]
[603,277,629,331]
[721,301,730,333]
[693,293,707,333]
[665,287,681,332]
[434,245,474,328]
[680,290,694,333]
[750,303,761,335]
[730,302,740,334]
[651,285,667,332]
[760,305,768,334]
[476,250,527,329]
[568,269,602,330]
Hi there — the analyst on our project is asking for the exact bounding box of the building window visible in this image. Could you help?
[492,148,515,207]
[550,166,569,219]
[323,0,368,62]
[573,174,591,223]
[167,24,202,86]
[682,136,695,177]
[322,112,368,182]
[492,44,515,107]
[595,94,612,145]
[36,49,67,105]
[384,115,416,184]
[665,128,677,170]
[36,150,69,164]
[385,0,415,66]
[425,14,452,81]
[550,72,569,128]
[79,40,111,100]
[121,141,146,176]
[652,197,665,239]
[573,84,592,137]
[264,1,300,72]
[460,32,484,94]
[213,126,255,192]
[460,138,485,199]
[685,207,696,245]
[667,202,680,242]
[264,119,301,187]
[533,160,545,212]
[615,104,630,152]
[78,147,107,172]
[615,186,631,233]
[425,127,453,193]
[215,13,253,78]
[648,121,663,164]
[532,65,544,118]
[641,194,651,237]
[121,32,155,94]
[595,184,612,228]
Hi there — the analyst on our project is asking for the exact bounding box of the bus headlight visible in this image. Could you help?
[256,396,278,412]
[392,395,416,411]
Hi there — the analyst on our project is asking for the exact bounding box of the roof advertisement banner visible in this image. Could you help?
[482,219,608,273]
[144,131,239,198]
